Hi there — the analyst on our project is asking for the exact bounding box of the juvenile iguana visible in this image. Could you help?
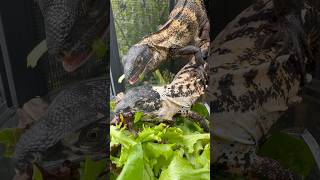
[13,78,108,174]
[123,0,210,84]
[115,0,320,179]
[115,56,209,131]
[37,0,109,72]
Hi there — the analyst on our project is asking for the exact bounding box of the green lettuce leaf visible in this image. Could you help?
[159,154,210,180]
[117,143,144,180]
[110,120,210,180]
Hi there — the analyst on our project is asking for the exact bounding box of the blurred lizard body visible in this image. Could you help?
[12,0,109,176]
[13,78,108,173]
[208,0,320,179]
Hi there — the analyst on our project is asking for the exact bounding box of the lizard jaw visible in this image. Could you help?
[128,77,139,85]
[60,24,108,72]
[62,51,93,72]
[127,65,148,85]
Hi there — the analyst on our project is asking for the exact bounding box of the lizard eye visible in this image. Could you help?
[86,129,99,140]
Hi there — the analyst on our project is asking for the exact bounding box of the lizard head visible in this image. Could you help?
[37,0,109,72]
[123,45,154,85]
[115,85,162,114]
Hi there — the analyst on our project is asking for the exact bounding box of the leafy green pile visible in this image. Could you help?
[0,128,107,180]
[110,117,210,180]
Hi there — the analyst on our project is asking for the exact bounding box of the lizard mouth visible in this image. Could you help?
[128,72,141,85]
[62,51,93,72]
[128,65,149,85]
[60,17,108,72]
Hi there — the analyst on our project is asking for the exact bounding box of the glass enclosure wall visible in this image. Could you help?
[112,0,170,58]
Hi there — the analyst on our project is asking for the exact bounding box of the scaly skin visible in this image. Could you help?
[116,0,320,179]
[209,0,319,179]
[12,0,109,177]
[123,0,210,84]
[37,0,109,72]
[13,78,108,173]
[116,56,209,131]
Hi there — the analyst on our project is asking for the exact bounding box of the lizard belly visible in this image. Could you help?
[206,0,302,146]
[208,53,301,146]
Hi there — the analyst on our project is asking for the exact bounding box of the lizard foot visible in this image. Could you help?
[176,45,206,65]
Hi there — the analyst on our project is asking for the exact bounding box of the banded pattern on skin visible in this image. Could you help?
[138,0,209,52]
[116,56,207,121]
[207,0,319,178]
[154,57,208,120]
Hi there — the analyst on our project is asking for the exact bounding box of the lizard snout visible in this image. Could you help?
[123,45,153,84]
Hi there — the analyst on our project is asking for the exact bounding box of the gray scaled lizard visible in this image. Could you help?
[13,78,108,174]
[37,0,109,72]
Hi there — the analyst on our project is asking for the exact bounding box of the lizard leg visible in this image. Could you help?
[176,110,209,132]
[198,19,211,59]
[176,45,206,65]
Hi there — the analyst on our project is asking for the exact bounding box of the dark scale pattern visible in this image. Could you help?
[115,86,162,113]
[212,48,232,55]
[225,27,257,42]
[238,8,274,26]
[39,0,108,57]
[243,69,258,88]
[13,78,108,171]
[208,0,319,178]
[210,74,239,113]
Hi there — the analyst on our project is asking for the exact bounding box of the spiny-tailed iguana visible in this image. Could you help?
[37,0,109,72]
[123,0,210,84]
[115,0,320,179]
